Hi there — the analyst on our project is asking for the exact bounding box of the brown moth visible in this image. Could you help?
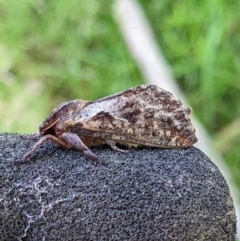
[16,85,197,164]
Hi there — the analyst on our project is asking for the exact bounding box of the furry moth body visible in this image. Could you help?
[17,85,197,163]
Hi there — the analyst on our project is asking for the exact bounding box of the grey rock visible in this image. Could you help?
[0,133,236,241]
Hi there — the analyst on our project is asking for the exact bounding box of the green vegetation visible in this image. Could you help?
[0,0,240,187]
[0,0,142,132]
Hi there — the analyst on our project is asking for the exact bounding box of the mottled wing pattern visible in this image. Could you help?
[76,85,197,148]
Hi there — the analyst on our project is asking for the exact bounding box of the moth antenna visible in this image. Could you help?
[42,118,60,132]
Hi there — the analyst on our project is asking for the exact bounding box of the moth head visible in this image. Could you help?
[39,99,89,136]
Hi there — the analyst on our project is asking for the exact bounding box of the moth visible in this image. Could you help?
[16,85,197,164]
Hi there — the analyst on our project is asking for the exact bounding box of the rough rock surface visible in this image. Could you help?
[0,133,236,241]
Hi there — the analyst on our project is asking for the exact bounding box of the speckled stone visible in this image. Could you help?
[0,133,236,241]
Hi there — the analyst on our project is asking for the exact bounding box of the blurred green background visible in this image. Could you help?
[0,0,240,188]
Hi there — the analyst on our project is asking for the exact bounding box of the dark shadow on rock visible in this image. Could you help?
[0,133,236,241]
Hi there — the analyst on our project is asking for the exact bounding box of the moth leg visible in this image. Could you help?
[60,132,100,162]
[105,140,129,153]
[15,134,70,164]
